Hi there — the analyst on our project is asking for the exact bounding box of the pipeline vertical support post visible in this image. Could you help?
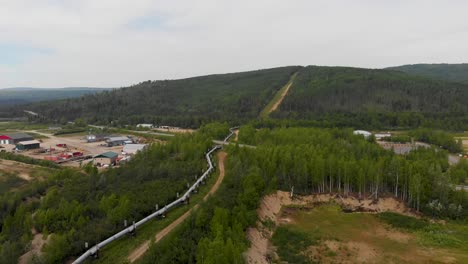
[132,221,136,236]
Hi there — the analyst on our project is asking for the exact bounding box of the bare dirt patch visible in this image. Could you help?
[0,159,41,181]
[18,229,51,264]
[245,192,418,264]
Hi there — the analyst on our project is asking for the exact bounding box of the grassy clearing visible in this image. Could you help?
[0,121,48,132]
[272,204,468,264]
[89,159,220,264]
[259,72,297,119]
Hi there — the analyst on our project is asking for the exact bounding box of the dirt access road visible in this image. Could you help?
[260,72,297,118]
[127,151,227,263]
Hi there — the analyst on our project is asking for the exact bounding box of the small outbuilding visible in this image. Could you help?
[16,140,41,150]
[94,151,118,166]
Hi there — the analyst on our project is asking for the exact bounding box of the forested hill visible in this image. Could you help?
[272,66,468,129]
[387,63,468,84]
[0,87,110,106]
[3,67,299,127]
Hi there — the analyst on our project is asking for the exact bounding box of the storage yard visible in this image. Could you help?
[0,130,147,168]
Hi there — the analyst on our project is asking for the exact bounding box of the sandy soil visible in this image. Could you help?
[18,229,51,264]
[234,129,239,142]
[0,158,44,181]
[127,151,227,263]
[245,192,417,264]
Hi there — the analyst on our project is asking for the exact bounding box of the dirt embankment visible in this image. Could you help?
[18,229,51,264]
[127,151,227,263]
[245,191,416,264]
[0,159,43,181]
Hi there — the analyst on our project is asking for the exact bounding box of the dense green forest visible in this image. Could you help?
[272,66,468,130]
[139,126,467,263]
[0,87,110,106]
[387,63,468,84]
[2,67,299,127]
[408,128,463,153]
[3,65,467,130]
[0,124,229,263]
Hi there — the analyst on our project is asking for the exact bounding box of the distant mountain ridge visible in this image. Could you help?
[1,65,467,130]
[387,63,468,84]
[0,87,112,106]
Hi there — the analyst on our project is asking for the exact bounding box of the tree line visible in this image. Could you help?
[139,126,466,263]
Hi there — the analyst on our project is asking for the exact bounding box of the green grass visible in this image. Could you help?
[0,121,49,132]
[89,157,220,264]
[106,128,175,142]
[272,204,468,263]
[259,72,298,119]
[272,225,318,264]
[25,132,49,139]
[378,212,428,230]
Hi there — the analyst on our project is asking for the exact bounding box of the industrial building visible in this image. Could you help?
[106,136,131,147]
[353,130,372,139]
[86,134,108,143]
[375,133,392,140]
[136,124,153,128]
[94,151,118,166]
[16,140,41,150]
[0,133,34,144]
[122,144,147,155]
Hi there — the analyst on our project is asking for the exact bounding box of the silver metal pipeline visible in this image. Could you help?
[72,128,233,263]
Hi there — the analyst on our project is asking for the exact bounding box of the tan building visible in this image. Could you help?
[93,151,118,166]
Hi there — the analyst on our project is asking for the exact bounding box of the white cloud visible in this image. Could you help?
[1,0,467,87]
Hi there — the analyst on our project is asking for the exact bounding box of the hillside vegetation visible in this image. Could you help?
[139,126,467,263]
[2,65,467,130]
[0,87,110,106]
[6,67,299,127]
[271,66,468,129]
[387,63,468,84]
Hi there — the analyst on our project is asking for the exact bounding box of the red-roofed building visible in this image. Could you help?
[0,135,13,145]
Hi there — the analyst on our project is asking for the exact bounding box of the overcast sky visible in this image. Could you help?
[1,0,467,88]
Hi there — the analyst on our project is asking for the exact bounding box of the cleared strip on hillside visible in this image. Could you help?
[260,72,298,119]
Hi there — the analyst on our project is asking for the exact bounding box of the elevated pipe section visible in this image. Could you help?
[73,128,234,263]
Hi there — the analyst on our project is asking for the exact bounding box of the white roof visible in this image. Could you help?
[17,140,41,145]
[353,130,372,137]
[107,136,130,142]
[123,144,146,154]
